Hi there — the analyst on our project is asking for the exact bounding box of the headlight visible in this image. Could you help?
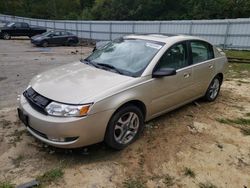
[45,102,92,117]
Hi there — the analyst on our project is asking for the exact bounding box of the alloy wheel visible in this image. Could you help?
[209,78,220,100]
[114,112,139,145]
[3,33,10,40]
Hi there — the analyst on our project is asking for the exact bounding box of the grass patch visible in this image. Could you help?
[0,181,14,188]
[122,178,146,188]
[241,127,250,135]
[225,50,250,59]
[163,174,175,187]
[216,118,250,126]
[37,167,64,187]
[199,182,217,188]
[217,117,250,136]
[226,63,250,78]
[184,167,195,178]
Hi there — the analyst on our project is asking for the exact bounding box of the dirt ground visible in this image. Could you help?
[0,39,250,188]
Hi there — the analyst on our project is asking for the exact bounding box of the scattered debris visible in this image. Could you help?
[16,180,39,188]
[184,167,196,178]
[193,101,201,107]
[0,77,7,81]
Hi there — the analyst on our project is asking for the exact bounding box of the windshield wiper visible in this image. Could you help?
[81,59,99,68]
[96,63,124,75]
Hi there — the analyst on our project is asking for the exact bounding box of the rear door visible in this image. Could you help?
[189,40,215,96]
[149,41,196,117]
[61,31,70,44]
[21,23,30,36]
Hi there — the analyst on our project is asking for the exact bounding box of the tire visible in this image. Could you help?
[3,33,11,40]
[104,105,144,150]
[67,40,75,46]
[41,41,48,47]
[204,76,221,102]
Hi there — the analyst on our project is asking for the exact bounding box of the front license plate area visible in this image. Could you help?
[17,108,29,126]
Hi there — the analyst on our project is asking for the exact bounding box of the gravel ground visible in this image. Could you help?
[0,38,92,109]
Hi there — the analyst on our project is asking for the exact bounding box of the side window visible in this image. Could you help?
[156,42,188,70]
[54,31,62,36]
[61,31,68,36]
[21,23,29,28]
[190,41,214,64]
[14,23,22,28]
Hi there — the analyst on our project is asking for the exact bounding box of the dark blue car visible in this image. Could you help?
[31,30,79,47]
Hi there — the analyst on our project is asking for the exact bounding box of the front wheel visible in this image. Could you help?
[3,33,11,40]
[104,105,144,150]
[204,76,221,102]
[41,41,49,47]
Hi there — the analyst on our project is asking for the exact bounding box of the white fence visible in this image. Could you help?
[1,14,250,49]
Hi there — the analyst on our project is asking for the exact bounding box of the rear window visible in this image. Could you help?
[190,41,214,64]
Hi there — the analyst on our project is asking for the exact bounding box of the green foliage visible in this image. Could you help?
[0,0,250,20]
[184,167,196,178]
[217,117,250,136]
[0,181,14,188]
[122,178,146,188]
[37,167,64,186]
[163,174,175,187]
[199,182,217,188]
[216,118,250,126]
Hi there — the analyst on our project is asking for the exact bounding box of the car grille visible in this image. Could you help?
[23,87,51,115]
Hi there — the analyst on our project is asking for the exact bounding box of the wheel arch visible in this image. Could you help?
[216,73,224,84]
[112,100,147,121]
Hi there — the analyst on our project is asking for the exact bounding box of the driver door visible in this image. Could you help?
[49,31,62,45]
[149,41,196,117]
[12,23,22,36]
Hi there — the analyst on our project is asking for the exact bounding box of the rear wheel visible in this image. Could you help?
[104,105,144,150]
[3,33,11,40]
[204,76,221,102]
[67,40,75,46]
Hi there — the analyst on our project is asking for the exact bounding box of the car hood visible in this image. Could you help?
[31,34,41,39]
[0,26,7,30]
[30,61,133,104]
[31,35,46,40]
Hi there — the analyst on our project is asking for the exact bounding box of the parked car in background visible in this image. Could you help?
[0,21,8,27]
[31,30,79,47]
[18,34,227,150]
[0,22,46,40]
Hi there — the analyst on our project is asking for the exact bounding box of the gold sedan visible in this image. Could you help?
[18,34,227,149]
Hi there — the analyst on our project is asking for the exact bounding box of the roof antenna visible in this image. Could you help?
[80,8,83,61]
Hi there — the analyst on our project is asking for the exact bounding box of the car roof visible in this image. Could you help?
[125,34,209,44]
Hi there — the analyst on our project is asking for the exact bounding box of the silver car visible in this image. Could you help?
[18,34,227,150]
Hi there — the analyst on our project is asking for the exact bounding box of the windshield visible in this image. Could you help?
[41,30,54,37]
[6,23,15,27]
[85,38,164,77]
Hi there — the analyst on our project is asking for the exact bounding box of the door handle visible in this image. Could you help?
[184,73,191,78]
[209,65,214,69]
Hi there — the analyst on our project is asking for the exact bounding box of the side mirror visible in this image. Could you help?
[152,68,176,78]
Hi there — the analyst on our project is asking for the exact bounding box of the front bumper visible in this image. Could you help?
[19,95,114,148]
[31,39,42,46]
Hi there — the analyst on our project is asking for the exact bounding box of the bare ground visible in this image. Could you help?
[0,39,250,188]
